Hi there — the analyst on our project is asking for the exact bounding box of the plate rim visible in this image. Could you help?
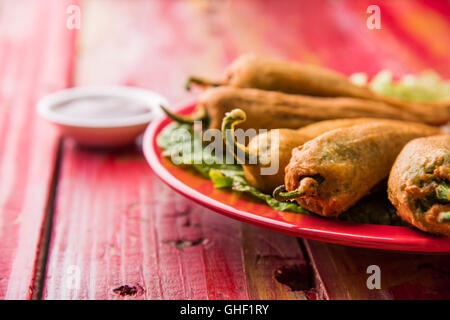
[143,102,450,253]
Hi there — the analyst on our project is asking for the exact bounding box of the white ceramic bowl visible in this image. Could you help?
[37,86,167,147]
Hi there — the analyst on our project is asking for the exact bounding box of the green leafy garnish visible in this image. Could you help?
[350,69,450,102]
[209,169,233,188]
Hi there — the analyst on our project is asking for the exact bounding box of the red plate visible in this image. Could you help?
[143,102,450,252]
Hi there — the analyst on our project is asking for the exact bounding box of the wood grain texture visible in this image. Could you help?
[241,224,312,300]
[0,0,75,299]
[24,0,450,300]
[42,143,310,299]
[305,240,450,300]
[42,0,311,300]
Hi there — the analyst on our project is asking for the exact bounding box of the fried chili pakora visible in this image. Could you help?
[388,135,450,236]
[221,109,373,193]
[274,121,441,217]
[185,55,450,125]
[186,54,376,99]
[162,87,421,131]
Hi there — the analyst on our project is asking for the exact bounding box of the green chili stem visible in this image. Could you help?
[185,76,224,91]
[160,105,207,125]
[221,108,258,164]
[273,185,302,201]
[273,177,321,201]
[438,212,450,223]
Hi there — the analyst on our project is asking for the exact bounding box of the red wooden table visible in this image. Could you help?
[1,0,450,300]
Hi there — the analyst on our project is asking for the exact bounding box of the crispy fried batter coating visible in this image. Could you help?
[388,135,450,236]
[200,87,421,130]
[224,54,376,98]
[243,118,374,193]
[191,55,450,125]
[283,121,441,217]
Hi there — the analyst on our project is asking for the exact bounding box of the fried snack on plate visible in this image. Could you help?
[274,121,441,217]
[388,135,450,236]
[186,55,450,125]
[162,87,422,131]
[221,108,374,193]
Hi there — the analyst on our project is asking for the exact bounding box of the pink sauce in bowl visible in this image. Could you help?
[37,86,167,146]
[54,96,151,119]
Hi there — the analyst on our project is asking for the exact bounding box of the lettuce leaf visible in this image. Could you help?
[350,69,450,102]
[209,169,310,214]
[209,169,233,188]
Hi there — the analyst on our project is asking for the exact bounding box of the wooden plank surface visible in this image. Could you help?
[42,0,311,300]
[42,143,310,299]
[27,0,450,299]
[305,240,450,300]
[0,0,75,299]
